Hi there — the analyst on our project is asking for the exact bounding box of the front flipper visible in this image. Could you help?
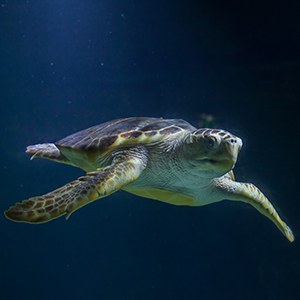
[214,178,294,242]
[5,150,147,224]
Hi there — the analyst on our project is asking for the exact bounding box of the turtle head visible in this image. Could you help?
[184,129,243,178]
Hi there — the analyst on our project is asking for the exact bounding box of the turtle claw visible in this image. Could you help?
[29,151,41,160]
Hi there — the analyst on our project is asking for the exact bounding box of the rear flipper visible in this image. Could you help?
[26,143,63,161]
[4,151,146,223]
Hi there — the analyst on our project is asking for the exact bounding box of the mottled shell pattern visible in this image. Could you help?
[56,117,196,154]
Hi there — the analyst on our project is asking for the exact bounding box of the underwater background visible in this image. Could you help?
[0,1,299,299]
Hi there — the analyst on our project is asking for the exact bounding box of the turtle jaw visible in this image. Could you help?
[192,157,237,178]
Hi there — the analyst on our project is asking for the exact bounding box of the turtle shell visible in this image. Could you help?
[55,117,196,153]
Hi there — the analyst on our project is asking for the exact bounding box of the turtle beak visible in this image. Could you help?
[225,137,243,166]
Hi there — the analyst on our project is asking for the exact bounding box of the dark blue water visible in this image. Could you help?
[1,1,299,299]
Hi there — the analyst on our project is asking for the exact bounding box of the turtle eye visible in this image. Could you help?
[204,135,219,150]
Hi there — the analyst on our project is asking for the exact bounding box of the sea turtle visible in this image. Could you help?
[4,117,294,242]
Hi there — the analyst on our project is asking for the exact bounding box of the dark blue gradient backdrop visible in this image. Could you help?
[1,1,299,299]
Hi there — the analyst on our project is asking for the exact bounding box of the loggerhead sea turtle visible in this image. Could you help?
[4,117,294,242]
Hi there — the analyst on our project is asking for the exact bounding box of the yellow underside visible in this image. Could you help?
[123,186,196,206]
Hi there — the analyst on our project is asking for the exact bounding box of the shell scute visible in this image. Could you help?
[120,131,143,139]
[144,131,157,137]
[86,135,118,151]
[159,126,182,135]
